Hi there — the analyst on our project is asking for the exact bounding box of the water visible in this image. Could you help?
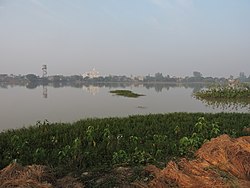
[0,83,249,131]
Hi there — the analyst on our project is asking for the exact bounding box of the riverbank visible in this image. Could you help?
[0,113,249,187]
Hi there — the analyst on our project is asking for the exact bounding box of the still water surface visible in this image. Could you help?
[0,83,249,131]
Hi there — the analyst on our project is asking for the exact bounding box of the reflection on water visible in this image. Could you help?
[193,95,250,112]
[1,81,209,95]
[34,82,209,98]
[82,85,100,95]
[0,82,248,131]
[43,85,48,98]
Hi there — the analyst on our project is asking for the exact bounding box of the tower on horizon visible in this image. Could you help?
[42,65,47,77]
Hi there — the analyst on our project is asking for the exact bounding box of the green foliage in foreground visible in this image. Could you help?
[0,113,249,175]
[110,90,145,98]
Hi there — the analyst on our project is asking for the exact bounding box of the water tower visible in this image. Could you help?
[42,65,48,98]
[42,65,47,77]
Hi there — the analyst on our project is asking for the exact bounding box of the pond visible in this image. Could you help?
[0,83,249,131]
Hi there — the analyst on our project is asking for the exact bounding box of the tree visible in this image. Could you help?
[25,74,38,82]
[155,72,164,81]
[193,71,202,78]
[239,72,246,82]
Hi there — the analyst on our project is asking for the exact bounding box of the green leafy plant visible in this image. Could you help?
[112,150,128,164]
[0,113,249,174]
[179,117,221,156]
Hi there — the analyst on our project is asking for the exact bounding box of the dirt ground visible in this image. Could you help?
[135,134,250,188]
[0,163,84,188]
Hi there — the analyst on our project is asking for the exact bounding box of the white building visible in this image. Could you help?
[82,68,100,78]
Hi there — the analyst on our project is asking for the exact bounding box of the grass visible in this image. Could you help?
[110,90,145,98]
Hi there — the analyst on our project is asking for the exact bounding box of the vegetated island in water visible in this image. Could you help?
[193,84,250,110]
[194,83,250,110]
[194,83,250,99]
[110,89,145,98]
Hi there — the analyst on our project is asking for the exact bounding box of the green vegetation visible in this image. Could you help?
[194,85,250,110]
[110,90,145,98]
[1,113,249,176]
[194,84,250,99]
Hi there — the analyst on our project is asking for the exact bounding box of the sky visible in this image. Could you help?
[0,0,250,77]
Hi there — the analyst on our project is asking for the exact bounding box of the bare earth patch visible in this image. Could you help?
[0,163,84,188]
[134,134,250,188]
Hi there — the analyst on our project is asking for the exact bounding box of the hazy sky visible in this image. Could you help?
[0,0,250,77]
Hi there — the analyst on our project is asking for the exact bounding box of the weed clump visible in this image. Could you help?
[110,90,145,98]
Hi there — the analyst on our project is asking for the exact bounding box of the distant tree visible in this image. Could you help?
[83,76,90,81]
[155,72,164,81]
[229,75,234,80]
[144,75,154,82]
[193,71,202,78]
[52,75,61,82]
[239,72,246,82]
[70,75,83,82]
[25,74,38,82]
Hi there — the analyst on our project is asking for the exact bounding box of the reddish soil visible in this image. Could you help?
[0,163,84,188]
[135,134,250,188]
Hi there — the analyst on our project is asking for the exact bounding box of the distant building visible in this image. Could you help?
[228,79,240,88]
[134,76,144,81]
[83,68,100,78]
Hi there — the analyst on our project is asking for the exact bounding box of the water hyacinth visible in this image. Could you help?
[194,84,250,110]
[194,84,250,99]
[0,113,249,176]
